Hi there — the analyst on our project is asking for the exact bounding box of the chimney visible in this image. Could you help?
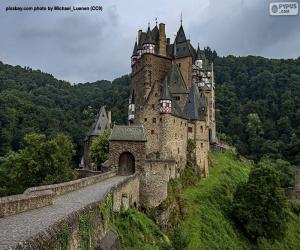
[158,23,166,56]
[138,30,142,45]
[108,111,112,128]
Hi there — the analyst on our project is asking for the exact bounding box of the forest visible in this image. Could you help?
[0,53,299,195]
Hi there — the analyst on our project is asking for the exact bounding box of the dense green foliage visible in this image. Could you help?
[0,61,129,162]
[232,164,288,241]
[0,133,75,196]
[90,128,111,167]
[214,56,300,164]
[172,151,300,249]
[113,209,171,250]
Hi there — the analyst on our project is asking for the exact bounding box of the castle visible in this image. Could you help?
[105,21,216,208]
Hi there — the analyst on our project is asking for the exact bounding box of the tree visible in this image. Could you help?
[90,129,112,167]
[0,133,75,196]
[232,163,288,241]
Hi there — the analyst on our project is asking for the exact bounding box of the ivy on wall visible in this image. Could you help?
[79,211,95,250]
[56,223,70,250]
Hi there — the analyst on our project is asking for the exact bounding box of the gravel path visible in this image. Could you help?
[0,176,126,250]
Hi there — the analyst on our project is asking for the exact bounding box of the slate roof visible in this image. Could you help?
[144,27,154,44]
[109,125,147,142]
[165,64,188,94]
[160,78,172,100]
[183,83,207,120]
[196,44,206,60]
[175,25,187,44]
[86,106,110,138]
[132,41,138,57]
[151,25,159,44]
[137,32,146,50]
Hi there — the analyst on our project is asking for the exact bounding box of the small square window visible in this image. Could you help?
[153,118,156,123]
[151,130,155,134]
[144,118,147,122]
[188,127,193,133]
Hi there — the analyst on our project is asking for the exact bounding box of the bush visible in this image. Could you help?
[90,129,111,166]
[232,163,288,241]
[0,133,75,196]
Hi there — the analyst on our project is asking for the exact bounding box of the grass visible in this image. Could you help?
[176,150,300,250]
[177,150,251,250]
[112,209,171,250]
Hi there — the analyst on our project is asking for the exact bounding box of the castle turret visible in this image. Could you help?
[128,90,135,124]
[159,78,172,114]
[131,41,138,66]
[142,25,155,54]
[195,44,205,69]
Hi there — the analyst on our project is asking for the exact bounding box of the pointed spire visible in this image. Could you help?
[160,78,172,100]
[196,43,206,60]
[180,12,183,26]
[132,40,138,56]
[175,24,187,44]
[144,23,154,44]
[183,83,206,120]
[155,17,158,26]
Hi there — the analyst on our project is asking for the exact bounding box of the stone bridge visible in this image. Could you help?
[0,170,140,250]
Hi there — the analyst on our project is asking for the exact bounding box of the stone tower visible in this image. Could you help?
[82,106,111,170]
[129,21,216,176]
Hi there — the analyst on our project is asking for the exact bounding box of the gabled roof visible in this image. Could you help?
[165,64,188,94]
[109,125,147,142]
[183,84,207,120]
[86,106,110,137]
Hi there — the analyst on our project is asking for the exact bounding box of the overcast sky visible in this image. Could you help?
[0,0,299,83]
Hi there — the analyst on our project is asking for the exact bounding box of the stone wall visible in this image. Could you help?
[160,114,188,173]
[75,168,103,178]
[10,174,139,250]
[25,170,117,196]
[0,190,54,218]
[109,141,146,173]
[140,159,176,208]
[194,120,209,177]
[112,173,140,211]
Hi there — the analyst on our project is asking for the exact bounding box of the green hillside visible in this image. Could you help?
[0,61,129,162]
[111,151,300,249]
[173,151,300,250]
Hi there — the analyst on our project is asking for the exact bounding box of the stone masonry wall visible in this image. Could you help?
[10,175,139,250]
[25,170,117,196]
[112,174,140,211]
[140,159,176,208]
[159,114,188,173]
[0,191,54,218]
[195,120,209,176]
[108,141,146,173]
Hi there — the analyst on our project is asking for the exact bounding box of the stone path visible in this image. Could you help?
[0,176,126,250]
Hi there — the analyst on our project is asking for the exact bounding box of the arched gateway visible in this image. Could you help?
[118,152,135,175]
[108,125,146,176]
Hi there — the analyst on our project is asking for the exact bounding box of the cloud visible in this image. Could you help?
[0,0,299,83]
